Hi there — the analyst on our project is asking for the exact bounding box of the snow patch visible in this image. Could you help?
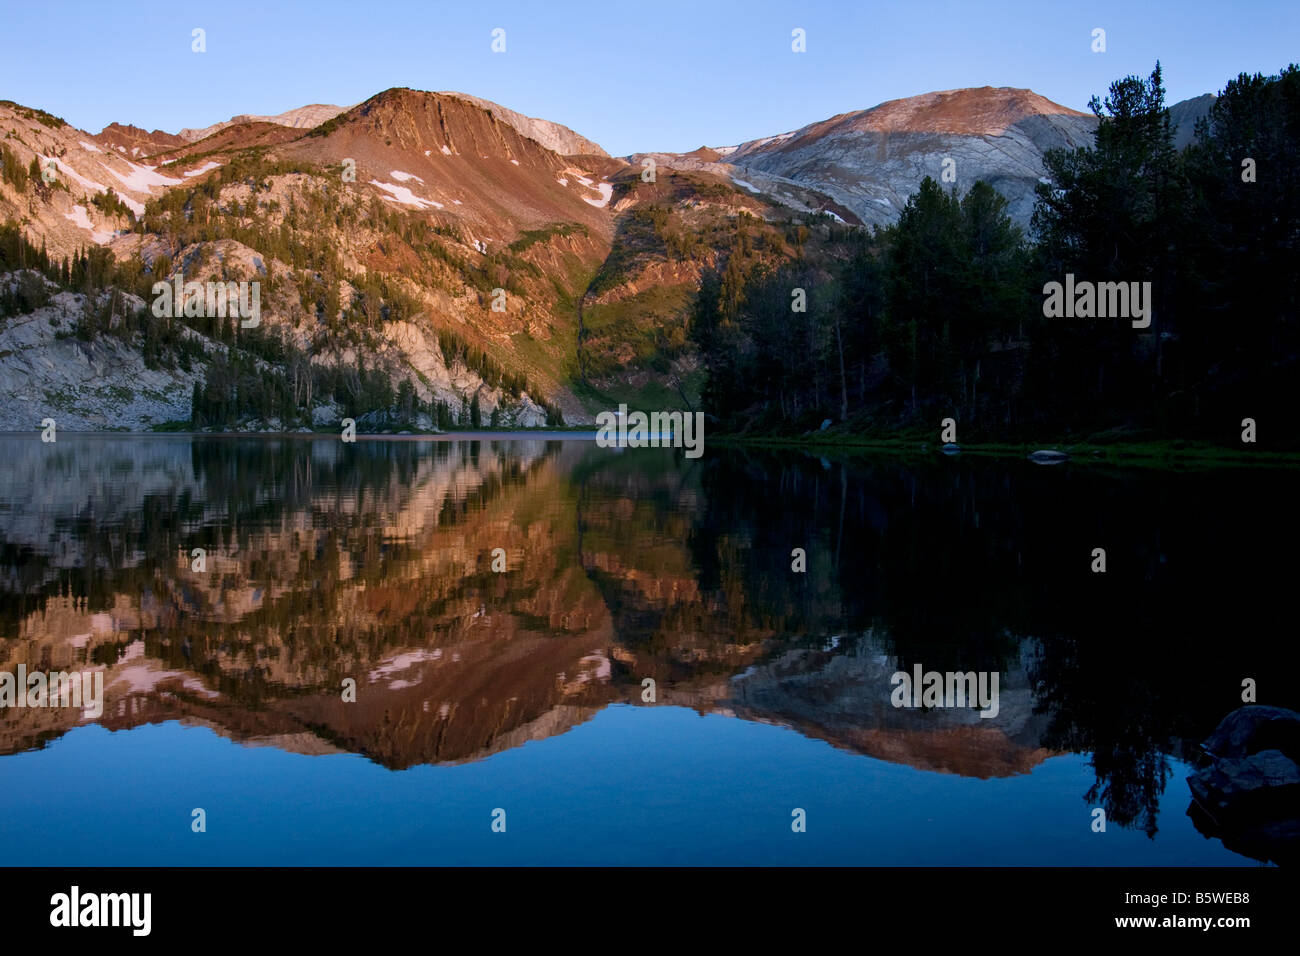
[116,194,145,217]
[368,649,441,684]
[440,145,452,156]
[510,159,519,166]
[108,160,183,192]
[79,140,101,153]
[556,177,568,186]
[731,177,761,194]
[369,180,444,209]
[582,182,614,208]
[390,170,424,183]
[64,205,113,244]
[44,157,143,218]
[111,662,218,699]
[183,161,222,178]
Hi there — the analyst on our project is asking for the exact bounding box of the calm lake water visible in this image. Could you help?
[0,435,1293,865]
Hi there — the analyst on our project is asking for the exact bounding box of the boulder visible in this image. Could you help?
[355,409,390,429]
[1202,704,1300,762]
[311,405,341,427]
[1186,706,1300,865]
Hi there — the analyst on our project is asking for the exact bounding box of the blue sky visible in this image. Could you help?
[1,0,1296,156]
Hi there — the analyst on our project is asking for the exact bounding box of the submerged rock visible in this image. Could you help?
[942,442,961,455]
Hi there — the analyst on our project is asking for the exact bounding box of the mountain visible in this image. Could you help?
[279,87,621,236]
[0,83,1225,433]
[0,85,836,429]
[632,87,1098,228]
[729,87,1096,227]
[0,87,651,428]
[705,87,1216,228]
[1168,92,1216,148]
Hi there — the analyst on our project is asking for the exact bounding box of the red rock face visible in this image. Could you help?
[94,122,187,160]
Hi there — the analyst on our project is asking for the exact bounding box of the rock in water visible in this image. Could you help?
[942,443,961,455]
[1186,705,1300,865]
[1028,449,1069,464]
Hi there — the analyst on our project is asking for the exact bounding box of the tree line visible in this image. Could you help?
[692,64,1300,447]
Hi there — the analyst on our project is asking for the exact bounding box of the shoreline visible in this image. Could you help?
[2,428,1296,467]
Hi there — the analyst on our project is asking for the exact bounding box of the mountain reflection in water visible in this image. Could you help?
[0,435,1293,865]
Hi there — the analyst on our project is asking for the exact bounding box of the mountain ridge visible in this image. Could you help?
[176,103,350,142]
[0,82,1219,432]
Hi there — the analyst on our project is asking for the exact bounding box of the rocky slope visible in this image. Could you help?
[0,284,202,430]
[440,92,609,157]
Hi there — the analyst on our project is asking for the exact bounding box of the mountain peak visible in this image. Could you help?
[334,88,607,159]
[94,122,187,158]
[178,103,348,143]
[710,85,1100,230]
[837,86,1092,137]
